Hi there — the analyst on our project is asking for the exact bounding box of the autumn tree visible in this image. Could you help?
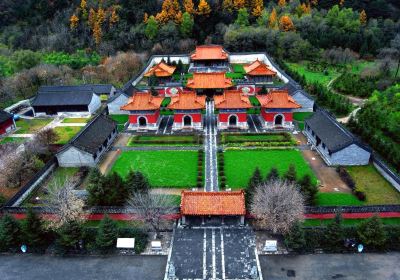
[70,14,79,30]
[109,8,119,27]
[279,15,295,32]
[251,0,263,17]
[197,0,211,16]
[233,0,246,10]
[183,0,196,15]
[180,12,194,38]
[359,10,367,25]
[156,0,181,24]
[80,0,88,18]
[278,0,286,8]
[268,8,278,29]
[339,0,345,7]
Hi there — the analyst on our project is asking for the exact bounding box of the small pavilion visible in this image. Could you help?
[244,59,277,84]
[144,61,176,86]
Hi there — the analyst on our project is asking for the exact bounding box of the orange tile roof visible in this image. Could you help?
[181,191,246,216]
[167,91,206,110]
[244,59,277,76]
[191,45,228,60]
[120,92,164,111]
[186,73,233,89]
[257,90,301,109]
[144,61,176,77]
[214,90,252,109]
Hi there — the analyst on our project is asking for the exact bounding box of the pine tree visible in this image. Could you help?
[279,15,295,32]
[359,10,367,25]
[268,8,278,29]
[143,12,149,23]
[256,9,269,26]
[311,0,318,6]
[298,174,318,205]
[251,0,263,17]
[70,14,79,30]
[0,214,21,251]
[125,170,150,194]
[109,8,119,27]
[245,167,262,207]
[235,8,249,27]
[56,220,82,251]
[180,12,194,38]
[96,215,118,252]
[339,0,345,7]
[183,0,196,14]
[97,7,106,25]
[324,213,344,252]
[285,222,306,252]
[222,0,234,13]
[233,0,246,10]
[278,0,286,8]
[80,0,88,18]
[266,167,279,182]
[145,16,159,40]
[357,216,387,249]
[88,8,97,30]
[23,208,46,248]
[284,164,297,182]
[197,0,211,16]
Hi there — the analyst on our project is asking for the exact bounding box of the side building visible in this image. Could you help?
[304,110,371,166]
[56,114,117,167]
[0,110,16,136]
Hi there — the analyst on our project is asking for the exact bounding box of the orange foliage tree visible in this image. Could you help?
[233,0,246,10]
[252,0,264,17]
[70,14,79,30]
[183,0,196,15]
[278,0,287,8]
[156,0,182,24]
[359,10,367,25]
[279,15,295,32]
[197,0,211,16]
[269,8,278,29]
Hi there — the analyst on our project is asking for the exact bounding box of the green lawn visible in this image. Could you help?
[346,165,400,205]
[111,150,199,188]
[14,118,52,134]
[286,61,339,87]
[221,133,290,143]
[303,217,400,227]
[0,137,26,145]
[62,118,90,123]
[316,192,364,206]
[128,135,201,146]
[224,149,317,189]
[109,114,129,124]
[293,112,313,122]
[53,126,82,144]
[232,64,246,73]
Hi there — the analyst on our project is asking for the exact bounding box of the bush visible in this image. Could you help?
[0,194,6,207]
[336,167,356,190]
[55,221,83,254]
[22,208,47,249]
[285,222,306,252]
[0,214,22,251]
[354,186,366,201]
[118,227,148,254]
[96,215,118,253]
[357,216,387,250]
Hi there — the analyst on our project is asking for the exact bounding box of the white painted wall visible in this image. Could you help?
[57,146,95,167]
[108,94,129,115]
[88,94,101,114]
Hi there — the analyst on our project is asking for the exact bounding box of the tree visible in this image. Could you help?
[251,179,304,234]
[245,167,262,207]
[278,0,286,8]
[127,193,175,238]
[391,34,400,78]
[88,172,128,206]
[251,0,263,17]
[12,50,41,71]
[235,8,249,27]
[96,215,118,252]
[183,0,195,14]
[265,167,279,182]
[298,174,318,205]
[32,128,59,155]
[70,14,79,30]
[268,8,278,29]
[156,0,181,24]
[359,10,367,25]
[0,214,21,251]
[23,208,46,248]
[197,0,211,16]
[233,0,246,10]
[80,0,88,18]
[324,212,344,252]
[109,8,120,27]
[284,164,297,182]
[222,0,234,13]
[259,85,268,95]
[279,15,295,32]
[256,9,269,27]
[180,12,194,38]
[145,15,158,40]
[357,216,387,249]
[285,222,306,252]
[125,170,150,194]
[56,220,83,252]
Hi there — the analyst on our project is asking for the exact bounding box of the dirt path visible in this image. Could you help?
[98,150,120,175]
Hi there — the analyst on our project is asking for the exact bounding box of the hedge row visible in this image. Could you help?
[218,150,226,189]
[197,150,204,188]
[336,166,366,201]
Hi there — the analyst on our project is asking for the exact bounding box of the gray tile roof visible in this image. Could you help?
[39,84,114,95]
[60,114,117,155]
[305,110,361,153]
[32,90,94,107]
[0,110,13,123]
[107,89,129,103]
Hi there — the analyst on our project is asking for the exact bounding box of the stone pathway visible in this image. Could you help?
[204,100,218,192]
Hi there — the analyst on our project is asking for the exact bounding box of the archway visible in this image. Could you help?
[183,115,192,126]
[229,115,237,126]
[138,116,147,127]
[274,114,283,126]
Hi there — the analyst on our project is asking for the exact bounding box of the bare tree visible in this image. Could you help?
[46,178,85,229]
[251,179,304,234]
[127,193,176,239]
[28,128,59,155]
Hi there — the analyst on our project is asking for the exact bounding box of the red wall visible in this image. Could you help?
[219,112,247,122]
[0,118,13,135]
[174,113,202,123]
[129,110,160,124]
[261,111,293,122]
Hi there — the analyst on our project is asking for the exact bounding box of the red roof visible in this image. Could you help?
[191,45,228,61]
[186,73,233,89]
[144,61,176,77]
[214,90,252,109]
[120,92,164,111]
[257,90,301,109]
[244,60,277,76]
[181,191,246,216]
[167,91,206,110]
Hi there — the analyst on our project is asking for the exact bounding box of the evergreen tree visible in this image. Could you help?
[125,170,150,195]
[235,8,249,27]
[284,164,297,182]
[87,169,105,206]
[265,167,279,182]
[197,0,211,16]
[251,0,264,17]
[324,212,344,252]
[245,167,262,207]
[102,172,128,206]
[180,12,194,38]
[23,208,46,248]
[56,220,83,252]
[298,174,318,205]
[268,8,278,29]
[145,15,158,40]
[284,222,306,252]
[256,9,269,27]
[96,215,118,252]
[259,85,268,95]
[357,216,387,249]
[0,214,21,251]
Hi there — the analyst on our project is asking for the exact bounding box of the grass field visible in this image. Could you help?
[128,135,201,146]
[346,165,400,205]
[111,150,198,188]
[224,149,317,189]
[315,192,364,206]
[0,137,26,145]
[14,118,52,134]
[53,126,82,144]
[61,118,90,123]
[303,217,400,227]
[293,112,313,121]
[221,133,291,143]
[109,114,129,132]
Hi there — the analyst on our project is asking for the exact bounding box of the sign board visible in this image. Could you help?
[116,238,135,249]
[151,241,162,251]
[263,240,277,252]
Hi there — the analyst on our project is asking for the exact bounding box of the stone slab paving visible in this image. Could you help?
[204,100,218,192]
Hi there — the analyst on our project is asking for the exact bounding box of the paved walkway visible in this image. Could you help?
[204,100,218,192]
